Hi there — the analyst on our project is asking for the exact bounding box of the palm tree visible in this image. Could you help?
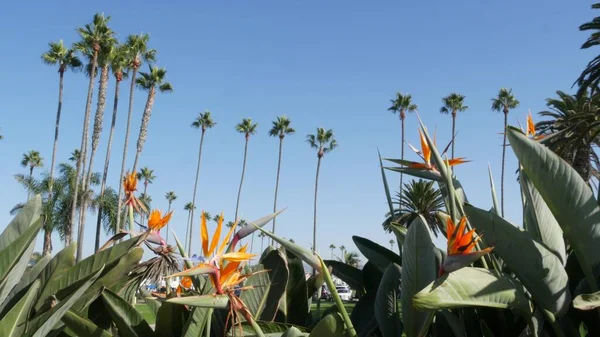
[536,91,600,184]
[115,33,156,240]
[388,93,418,194]
[343,251,360,267]
[202,211,213,222]
[382,179,445,235]
[94,44,129,252]
[21,150,44,199]
[225,221,235,228]
[183,202,195,254]
[0,127,3,140]
[41,40,82,195]
[164,191,177,244]
[339,245,345,259]
[389,239,395,250]
[440,93,469,158]
[234,118,258,222]
[137,167,156,227]
[189,111,216,254]
[268,116,295,244]
[491,88,520,217]
[329,244,336,260]
[138,193,152,220]
[576,4,600,95]
[307,128,337,272]
[131,66,173,173]
[258,232,266,253]
[213,214,223,224]
[69,13,113,251]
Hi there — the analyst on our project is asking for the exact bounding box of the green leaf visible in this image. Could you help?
[18,254,52,292]
[390,224,407,247]
[154,302,188,337]
[379,150,396,217]
[361,262,383,293]
[573,290,600,310]
[100,288,154,337]
[181,307,210,337]
[281,326,309,337]
[464,204,570,315]
[384,166,443,181]
[38,243,76,299]
[519,170,566,265]
[167,294,229,308]
[309,313,346,337]
[352,236,402,272]
[61,310,113,337]
[236,209,287,240]
[323,260,363,292]
[413,267,530,313]
[488,164,500,216]
[375,263,403,337]
[0,279,40,337]
[241,249,289,321]
[145,297,162,320]
[401,215,436,337]
[26,265,105,337]
[0,195,41,250]
[318,256,356,337]
[507,127,600,270]
[254,227,321,273]
[277,251,309,325]
[350,291,377,337]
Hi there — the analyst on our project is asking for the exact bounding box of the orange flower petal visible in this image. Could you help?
[201,211,209,256]
[221,251,256,262]
[218,217,237,256]
[527,111,535,137]
[208,212,223,256]
[419,129,431,166]
[407,162,430,170]
[445,158,469,166]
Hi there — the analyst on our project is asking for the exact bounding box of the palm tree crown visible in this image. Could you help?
[202,211,212,222]
[75,13,114,62]
[124,33,156,69]
[137,167,156,186]
[388,92,418,119]
[307,128,338,158]
[269,116,295,139]
[136,65,173,93]
[184,202,195,211]
[491,88,520,114]
[165,191,177,204]
[42,40,82,74]
[440,93,469,115]
[236,118,258,139]
[21,151,44,171]
[109,45,130,81]
[192,111,217,131]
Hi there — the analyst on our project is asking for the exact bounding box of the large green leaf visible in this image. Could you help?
[61,310,113,337]
[378,150,395,218]
[573,290,600,310]
[0,279,40,336]
[277,251,309,326]
[0,195,41,250]
[241,249,289,321]
[182,307,210,337]
[384,165,443,181]
[507,127,600,269]
[35,236,143,310]
[38,243,76,298]
[167,294,229,308]
[519,170,566,265]
[464,204,570,315]
[413,267,530,313]
[100,288,154,337]
[488,164,500,216]
[281,326,309,337]
[323,260,363,292]
[309,313,346,337]
[352,236,402,272]
[254,227,320,273]
[0,218,43,306]
[350,291,377,337]
[18,254,52,292]
[232,321,310,335]
[26,265,104,337]
[401,216,436,337]
[154,302,188,337]
[375,263,403,337]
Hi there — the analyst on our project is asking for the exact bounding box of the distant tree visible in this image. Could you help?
[389,239,395,250]
[21,150,43,198]
[329,244,336,260]
[388,92,418,195]
[440,93,469,158]
[234,118,258,221]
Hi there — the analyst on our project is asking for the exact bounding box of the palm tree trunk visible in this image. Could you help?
[185,210,192,254]
[49,71,65,196]
[400,112,405,198]
[271,136,284,245]
[260,236,264,253]
[132,86,156,174]
[116,68,138,238]
[451,111,456,159]
[95,78,121,252]
[234,137,250,222]
[141,183,148,227]
[189,129,206,255]
[69,49,98,248]
[77,64,109,261]
[43,226,53,256]
[312,156,322,275]
[166,202,172,245]
[573,146,592,183]
[500,111,508,217]
[28,167,33,199]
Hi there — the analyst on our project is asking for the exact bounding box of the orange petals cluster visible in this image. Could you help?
[407,129,468,171]
[526,111,545,140]
[148,209,173,233]
[440,216,494,275]
[123,172,147,214]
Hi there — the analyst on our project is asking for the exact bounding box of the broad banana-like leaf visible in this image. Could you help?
[100,288,154,337]
[0,195,41,250]
[309,313,346,337]
[573,291,600,310]
[235,209,286,240]
[464,204,570,316]
[17,254,51,293]
[234,321,310,334]
[241,249,289,321]
[254,226,320,273]
[375,263,403,337]
[277,251,309,326]
[413,267,530,313]
[154,302,187,337]
[378,150,395,217]
[323,260,363,292]
[350,291,377,337]
[488,164,500,216]
[402,215,436,337]
[384,166,443,182]
[181,307,210,337]
[507,127,600,269]
[519,170,566,266]
[26,265,104,337]
[167,294,229,308]
[282,326,309,337]
[61,310,113,337]
[352,236,402,272]
[390,224,407,247]
[0,279,40,337]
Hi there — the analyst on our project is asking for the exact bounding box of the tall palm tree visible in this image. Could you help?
[339,245,345,260]
[0,128,3,140]
[131,66,173,173]
[268,116,295,243]
[382,179,445,235]
[388,93,418,194]
[21,150,43,198]
[94,44,129,252]
[41,40,82,195]
[536,91,600,184]
[329,244,336,259]
[188,111,216,253]
[234,118,258,222]
[343,251,360,267]
[491,88,520,217]
[258,232,266,253]
[225,221,235,228]
[307,128,337,272]
[138,193,152,217]
[213,214,223,224]
[69,13,112,251]
[183,202,195,254]
[115,33,156,239]
[440,93,469,158]
[164,191,177,244]
[389,239,395,250]
[576,4,600,96]
[137,167,156,227]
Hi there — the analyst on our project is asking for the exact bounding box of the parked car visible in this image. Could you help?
[320,286,332,301]
[336,286,352,301]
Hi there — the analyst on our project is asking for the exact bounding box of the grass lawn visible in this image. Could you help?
[135,300,356,326]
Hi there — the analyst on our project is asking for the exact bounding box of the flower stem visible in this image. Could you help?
[244,312,265,337]
[318,256,356,337]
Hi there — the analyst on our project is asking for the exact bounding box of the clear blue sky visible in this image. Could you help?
[0,1,595,261]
